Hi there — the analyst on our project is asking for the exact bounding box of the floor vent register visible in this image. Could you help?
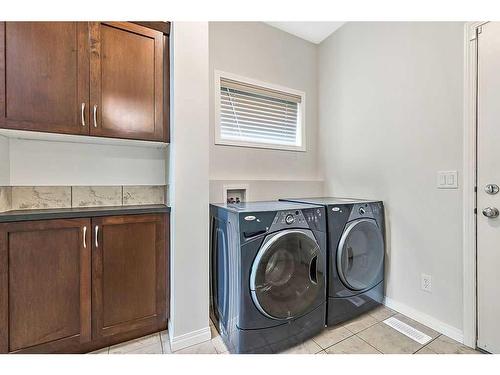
[383,316,432,345]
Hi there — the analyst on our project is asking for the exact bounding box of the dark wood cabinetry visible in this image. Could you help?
[0,21,169,142]
[0,213,169,354]
[0,22,89,135]
[89,22,167,141]
[92,214,167,339]
[0,218,91,353]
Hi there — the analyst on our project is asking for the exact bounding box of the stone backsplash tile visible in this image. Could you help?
[11,186,72,210]
[4,185,168,211]
[0,187,12,213]
[123,186,166,206]
[72,186,122,208]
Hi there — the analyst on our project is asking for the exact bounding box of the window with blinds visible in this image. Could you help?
[215,74,305,151]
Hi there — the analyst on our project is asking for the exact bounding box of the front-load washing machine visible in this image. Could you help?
[209,201,327,353]
[281,197,385,326]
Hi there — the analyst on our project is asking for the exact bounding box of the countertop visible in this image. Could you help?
[0,204,170,223]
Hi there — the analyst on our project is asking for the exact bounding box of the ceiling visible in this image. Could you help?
[265,22,345,44]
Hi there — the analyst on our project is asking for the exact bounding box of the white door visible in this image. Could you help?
[477,21,500,354]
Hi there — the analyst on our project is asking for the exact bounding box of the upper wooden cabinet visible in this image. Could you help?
[89,22,166,141]
[0,21,169,142]
[0,22,90,135]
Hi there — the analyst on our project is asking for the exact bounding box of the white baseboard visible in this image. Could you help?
[384,297,464,344]
[168,320,211,352]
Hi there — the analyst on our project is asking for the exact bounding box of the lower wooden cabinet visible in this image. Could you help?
[0,213,169,353]
[92,214,167,339]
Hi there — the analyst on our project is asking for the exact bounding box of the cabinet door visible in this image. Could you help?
[0,218,91,353]
[0,22,90,135]
[92,214,167,339]
[89,22,166,141]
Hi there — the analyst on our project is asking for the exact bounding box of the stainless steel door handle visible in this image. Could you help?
[93,104,98,128]
[485,184,500,195]
[83,226,87,248]
[81,103,86,127]
[482,207,499,218]
[95,225,99,247]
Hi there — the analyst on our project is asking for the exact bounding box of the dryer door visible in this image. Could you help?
[337,218,384,291]
[250,229,323,320]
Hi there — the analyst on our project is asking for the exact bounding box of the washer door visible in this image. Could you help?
[250,229,322,320]
[337,218,384,291]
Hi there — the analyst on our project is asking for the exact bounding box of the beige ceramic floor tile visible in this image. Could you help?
[316,350,327,354]
[175,340,217,354]
[160,330,172,354]
[391,313,440,340]
[124,342,163,354]
[343,314,378,334]
[88,347,109,354]
[109,333,162,354]
[424,335,479,354]
[212,335,229,354]
[312,325,353,350]
[369,306,396,321]
[357,323,422,354]
[326,335,381,354]
[281,339,323,354]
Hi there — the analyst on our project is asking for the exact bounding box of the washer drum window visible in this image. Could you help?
[250,229,323,320]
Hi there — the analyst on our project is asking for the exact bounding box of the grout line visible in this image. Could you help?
[412,334,441,354]
[354,333,383,354]
[313,329,355,351]
[159,332,164,354]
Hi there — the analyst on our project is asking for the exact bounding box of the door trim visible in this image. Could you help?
[463,21,488,349]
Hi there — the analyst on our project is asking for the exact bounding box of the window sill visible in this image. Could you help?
[215,139,306,152]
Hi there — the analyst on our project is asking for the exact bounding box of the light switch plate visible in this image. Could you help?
[437,171,458,189]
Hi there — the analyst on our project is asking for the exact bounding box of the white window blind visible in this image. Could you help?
[218,77,303,149]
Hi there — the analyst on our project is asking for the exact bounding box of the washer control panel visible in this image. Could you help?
[273,210,306,226]
[269,208,324,232]
[285,214,295,225]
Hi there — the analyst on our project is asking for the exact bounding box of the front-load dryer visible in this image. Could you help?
[280,197,385,326]
[209,201,327,353]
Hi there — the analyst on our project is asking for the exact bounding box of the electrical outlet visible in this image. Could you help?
[421,274,432,293]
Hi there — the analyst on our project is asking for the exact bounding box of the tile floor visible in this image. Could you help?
[89,306,481,354]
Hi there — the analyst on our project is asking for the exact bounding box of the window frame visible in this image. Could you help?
[214,70,307,152]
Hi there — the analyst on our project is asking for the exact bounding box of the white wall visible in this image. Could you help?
[209,179,324,203]
[209,22,322,201]
[0,135,9,185]
[318,22,465,338]
[168,22,211,351]
[7,138,167,186]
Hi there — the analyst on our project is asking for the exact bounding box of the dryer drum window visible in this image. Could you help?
[250,229,323,320]
[337,219,384,291]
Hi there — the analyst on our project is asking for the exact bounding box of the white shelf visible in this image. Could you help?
[0,129,169,149]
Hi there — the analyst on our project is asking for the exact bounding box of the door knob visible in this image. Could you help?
[482,207,499,218]
[485,184,499,195]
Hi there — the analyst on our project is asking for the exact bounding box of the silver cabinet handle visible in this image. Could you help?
[93,104,98,128]
[95,225,99,248]
[83,226,87,248]
[81,103,86,127]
